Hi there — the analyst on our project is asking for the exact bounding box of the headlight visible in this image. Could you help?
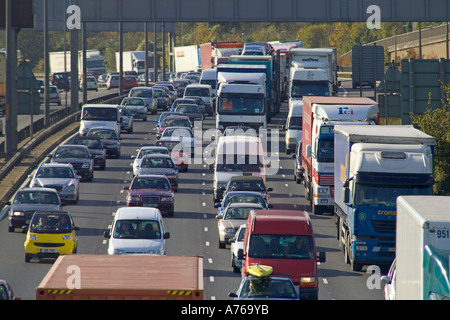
[62,185,75,192]
[221,227,235,234]
[62,234,72,240]
[114,249,126,255]
[12,211,24,217]
[300,277,318,288]
[160,197,173,202]
[28,234,37,240]
[81,163,90,169]
[129,196,141,202]
[317,187,329,194]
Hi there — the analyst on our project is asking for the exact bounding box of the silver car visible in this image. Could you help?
[118,106,134,133]
[29,163,81,204]
[128,87,158,114]
[216,203,263,249]
[121,97,148,121]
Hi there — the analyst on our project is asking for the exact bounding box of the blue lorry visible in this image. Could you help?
[334,125,435,271]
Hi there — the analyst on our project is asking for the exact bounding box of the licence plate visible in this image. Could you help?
[143,203,158,207]
[40,248,58,253]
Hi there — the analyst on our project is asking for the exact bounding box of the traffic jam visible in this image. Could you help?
[1,41,448,301]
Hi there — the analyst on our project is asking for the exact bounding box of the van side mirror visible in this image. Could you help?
[237,249,244,260]
[306,145,312,158]
[317,251,326,263]
[163,232,170,239]
[103,230,111,238]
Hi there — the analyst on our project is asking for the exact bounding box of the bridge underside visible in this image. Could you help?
[33,0,450,31]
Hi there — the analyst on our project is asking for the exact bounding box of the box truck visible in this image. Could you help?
[36,255,203,300]
[115,51,152,74]
[174,45,200,72]
[49,50,106,77]
[394,196,450,300]
[334,126,435,271]
[302,96,379,215]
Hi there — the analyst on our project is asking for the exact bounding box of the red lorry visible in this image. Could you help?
[240,209,326,300]
[200,42,244,70]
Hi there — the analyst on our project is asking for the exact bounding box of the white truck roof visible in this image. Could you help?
[218,72,266,84]
[218,83,265,94]
[334,125,436,145]
[313,103,378,122]
[290,67,328,81]
[397,196,450,228]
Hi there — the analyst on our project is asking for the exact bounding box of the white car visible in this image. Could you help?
[131,146,170,176]
[104,207,170,255]
[381,259,396,300]
[230,224,246,273]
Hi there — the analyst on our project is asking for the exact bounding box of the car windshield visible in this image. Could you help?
[217,154,264,172]
[112,219,161,240]
[223,127,257,137]
[162,128,193,138]
[122,98,144,106]
[82,107,118,121]
[130,88,153,98]
[72,138,103,149]
[140,157,175,169]
[176,105,199,113]
[288,116,302,130]
[138,148,169,159]
[13,191,60,205]
[131,177,171,190]
[54,147,89,159]
[223,207,255,220]
[240,278,297,299]
[88,129,118,140]
[36,167,75,179]
[29,213,72,234]
[249,234,314,260]
[185,87,210,97]
[162,118,191,128]
[227,180,265,192]
[223,194,266,208]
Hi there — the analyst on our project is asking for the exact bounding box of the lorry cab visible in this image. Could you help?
[211,136,267,203]
[240,209,325,300]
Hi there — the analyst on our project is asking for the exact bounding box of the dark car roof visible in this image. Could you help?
[228,176,264,182]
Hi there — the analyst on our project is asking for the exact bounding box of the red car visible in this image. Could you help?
[124,174,175,216]
[123,75,138,90]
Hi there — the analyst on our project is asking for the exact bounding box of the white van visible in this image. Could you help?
[211,136,267,203]
[79,104,121,136]
[104,207,170,255]
[184,84,213,116]
[200,68,217,96]
[284,101,303,154]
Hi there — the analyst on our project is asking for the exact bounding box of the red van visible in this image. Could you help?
[240,209,326,300]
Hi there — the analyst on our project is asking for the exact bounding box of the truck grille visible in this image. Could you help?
[372,220,396,234]
[141,196,159,204]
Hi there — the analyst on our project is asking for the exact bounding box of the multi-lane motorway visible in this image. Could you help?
[0,79,385,300]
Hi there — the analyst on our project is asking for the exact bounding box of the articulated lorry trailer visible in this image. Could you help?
[36,255,204,300]
[334,125,435,271]
[301,96,379,215]
[394,196,450,300]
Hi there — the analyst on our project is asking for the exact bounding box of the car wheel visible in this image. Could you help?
[143,116,147,121]
[25,254,32,263]
[8,226,14,232]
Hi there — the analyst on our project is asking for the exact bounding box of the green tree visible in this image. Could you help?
[411,85,450,194]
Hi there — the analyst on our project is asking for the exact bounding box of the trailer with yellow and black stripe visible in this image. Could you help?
[36,254,203,300]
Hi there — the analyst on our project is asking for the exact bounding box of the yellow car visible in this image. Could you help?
[24,211,79,263]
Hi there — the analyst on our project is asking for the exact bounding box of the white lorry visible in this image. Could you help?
[289,48,338,98]
[216,71,267,132]
[49,50,106,77]
[394,196,450,300]
[174,45,200,72]
[115,51,152,74]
